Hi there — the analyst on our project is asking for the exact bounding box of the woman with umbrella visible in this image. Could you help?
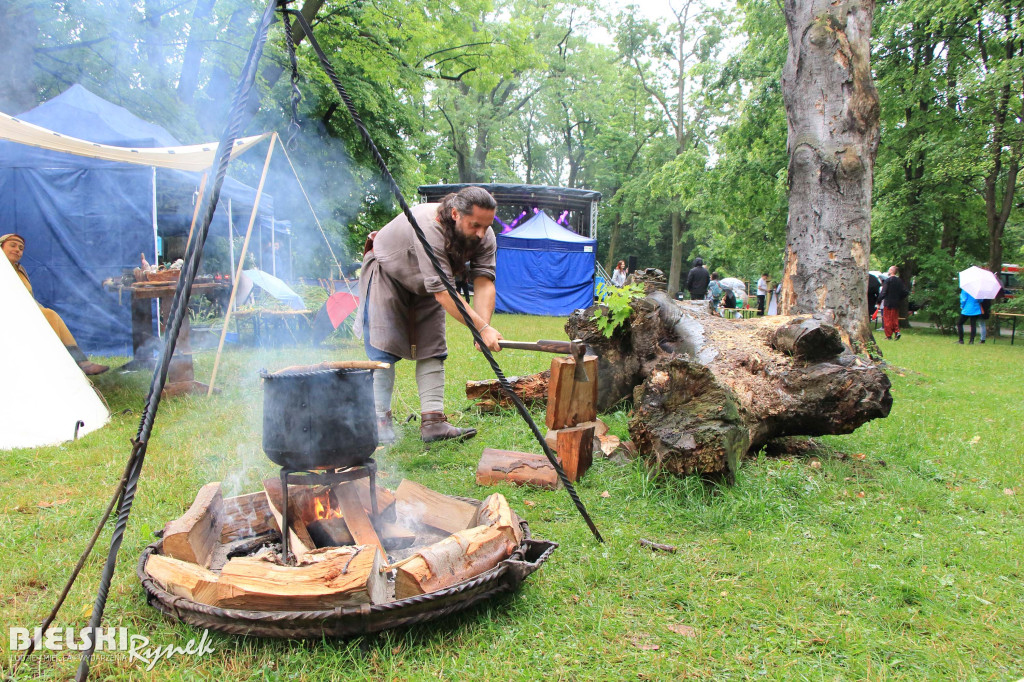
[958,266,1003,345]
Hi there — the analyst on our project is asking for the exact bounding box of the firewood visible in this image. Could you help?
[306,518,354,547]
[214,546,386,610]
[347,477,396,521]
[394,480,478,534]
[221,491,277,542]
[466,370,550,411]
[145,554,220,603]
[475,448,560,490]
[474,493,524,547]
[333,482,385,558]
[161,482,224,567]
[394,525,516,599]
[545,356,599,430]
[556,424,595,482]
[262,478,315,559]
[545,419,608,451]
[379,522,417,550]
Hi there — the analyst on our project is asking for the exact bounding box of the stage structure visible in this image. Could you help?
[417,183,601,239]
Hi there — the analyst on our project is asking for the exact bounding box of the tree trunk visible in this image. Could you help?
[177,0,217,104]
[565,293,892,480]
[780,0,880,352]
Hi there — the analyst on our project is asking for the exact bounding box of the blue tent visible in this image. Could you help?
[0,85,272,356]
[495,210,596,316]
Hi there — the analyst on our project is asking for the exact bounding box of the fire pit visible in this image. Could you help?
[138,484,554,638]
[138,363,554,636]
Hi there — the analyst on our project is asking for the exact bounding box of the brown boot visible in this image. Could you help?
[376,410,397,445]
[420,411,477,443]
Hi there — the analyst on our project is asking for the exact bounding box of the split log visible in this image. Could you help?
[221,491,277,542]
[215,546,386,609]
[394,479,478,534]
[556,425,595,482]
[466,370,549,411]
[348,477,396,521]
[394,525,516,599]
[475,493,524,547]
[333,481,385,558]
[162,482,224,567]
[262,478,316,559]
[545,419,608,451]
[566,292,892,480]
[305,517,354,547]
[475,448,560,490]
[145,554,220,603]
[545,357,598,429]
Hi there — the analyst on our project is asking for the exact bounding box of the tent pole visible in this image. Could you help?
[184,172,209,254]
[271,217,277,277]
[228,198,235,300]
[152,167,161,338]
[207,133,277,396]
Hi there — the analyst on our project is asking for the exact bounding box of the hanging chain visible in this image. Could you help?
[281,1,303,151]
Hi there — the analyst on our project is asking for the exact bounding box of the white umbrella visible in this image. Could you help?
[718,277,747,304]
[958,266,1001,300]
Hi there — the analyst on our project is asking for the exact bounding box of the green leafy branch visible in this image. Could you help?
[592,283,645,337]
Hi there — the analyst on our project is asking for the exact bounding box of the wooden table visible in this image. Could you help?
[993,312,1023,345]
[106,280,228,397]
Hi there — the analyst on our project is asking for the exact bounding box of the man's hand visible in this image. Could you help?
[476,325,503,353]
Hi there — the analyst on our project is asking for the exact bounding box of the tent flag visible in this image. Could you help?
[495,210,596,316]
[0,257,109,450]
[0,111,269,172]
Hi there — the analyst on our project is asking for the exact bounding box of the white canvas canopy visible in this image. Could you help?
[0,257,110,449]
[0,111,270,171]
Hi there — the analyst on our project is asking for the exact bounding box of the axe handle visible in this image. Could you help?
[498,339,573,354]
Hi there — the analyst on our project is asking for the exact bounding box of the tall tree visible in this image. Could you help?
[780,0,880,350]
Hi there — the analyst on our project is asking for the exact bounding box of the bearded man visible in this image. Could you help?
[355,186,504,443]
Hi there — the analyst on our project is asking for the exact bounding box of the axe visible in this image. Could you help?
[496,339,593,382]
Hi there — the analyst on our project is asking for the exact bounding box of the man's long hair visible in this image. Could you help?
[436,187,496,276]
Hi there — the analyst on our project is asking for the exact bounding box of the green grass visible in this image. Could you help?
[2,320,1022,680]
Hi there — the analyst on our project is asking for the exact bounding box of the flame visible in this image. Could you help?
[313,494,344,520]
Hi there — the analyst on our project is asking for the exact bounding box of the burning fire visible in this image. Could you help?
[314,494,344,521]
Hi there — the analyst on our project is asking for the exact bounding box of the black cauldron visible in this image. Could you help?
[261,366,378,470]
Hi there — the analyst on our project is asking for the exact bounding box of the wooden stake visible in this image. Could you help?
[208,133,277,396]
[183,172,208,254]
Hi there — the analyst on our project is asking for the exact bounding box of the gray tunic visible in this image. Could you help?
[355,203,496,360]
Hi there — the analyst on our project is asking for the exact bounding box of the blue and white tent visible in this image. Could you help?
[495,210,596,316]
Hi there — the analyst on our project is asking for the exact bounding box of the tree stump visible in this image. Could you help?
[566,292,892,479]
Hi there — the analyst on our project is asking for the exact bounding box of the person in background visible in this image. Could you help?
[958,288,982,345]
[756,272,770,316]
[611,260,628,287]
[356,187,503,444]
[708,272,723,315]
[878,265,908,340]
[685,257,710,300]
[867,272,881,319]
[2,233,109,375]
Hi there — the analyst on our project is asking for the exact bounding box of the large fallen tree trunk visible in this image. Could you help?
[566,292,892,480]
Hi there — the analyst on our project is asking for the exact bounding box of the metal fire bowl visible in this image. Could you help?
[137,498,556,639]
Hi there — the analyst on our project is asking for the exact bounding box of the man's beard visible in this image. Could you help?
[445,223,480,274]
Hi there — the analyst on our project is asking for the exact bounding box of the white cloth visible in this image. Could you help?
[757,277,769,296]
[611,269,627,287]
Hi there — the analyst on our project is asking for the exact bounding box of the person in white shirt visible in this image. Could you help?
[611,260,628,287]
[756,273,770,316]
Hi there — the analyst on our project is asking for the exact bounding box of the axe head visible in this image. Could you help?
[569,340,592,383]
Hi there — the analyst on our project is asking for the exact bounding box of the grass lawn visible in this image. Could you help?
[2,317,1022,680]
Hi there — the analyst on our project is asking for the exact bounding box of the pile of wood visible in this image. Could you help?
[145,480,525,611]
[473,350,635,488]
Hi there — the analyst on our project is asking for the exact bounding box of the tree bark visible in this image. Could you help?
[780,0,880,352]
[566,293,892,480]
